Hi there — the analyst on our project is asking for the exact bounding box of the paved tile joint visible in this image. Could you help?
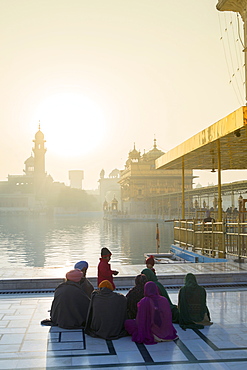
[0,289,247,369]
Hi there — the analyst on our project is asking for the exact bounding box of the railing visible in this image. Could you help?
[174,219,247,260]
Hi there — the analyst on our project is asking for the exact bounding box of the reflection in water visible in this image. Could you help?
[0,215,173,268]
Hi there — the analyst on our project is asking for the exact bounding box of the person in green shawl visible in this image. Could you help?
[178,273,213,330]
[141,268,179,323]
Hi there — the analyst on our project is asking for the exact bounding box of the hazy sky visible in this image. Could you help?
[0,0,246,189]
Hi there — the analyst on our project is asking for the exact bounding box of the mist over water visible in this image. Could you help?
[0,214,173,268]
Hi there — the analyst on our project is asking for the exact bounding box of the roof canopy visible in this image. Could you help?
[156,106,247,171]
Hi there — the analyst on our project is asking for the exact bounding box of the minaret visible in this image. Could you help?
[32,121,47,178]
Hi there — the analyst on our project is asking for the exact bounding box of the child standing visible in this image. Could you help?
[97,247,119,289]
[145,255,156,274]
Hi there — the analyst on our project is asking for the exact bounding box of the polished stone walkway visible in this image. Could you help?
[0,288,247,369]
[1,260,247,280]
[1,261,247,291]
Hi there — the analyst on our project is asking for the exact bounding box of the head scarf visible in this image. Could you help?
[101,247,112,257]
[74,261,88,270]
[179,273,210,329]
[66,269,83,283]
[144,281,159,297]
[184,273,198,289]
[146,255,155,267]
[141,268,157,282]
[125,280,178,344]
[144,281,162,327]
[126,274,147,319]
[141,268,173,307]
[99,280,114,291]
[135,274,148,289]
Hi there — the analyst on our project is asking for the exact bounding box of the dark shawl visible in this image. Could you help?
[79,277,94,298]
[141,268,179,323]
[126,274,147,319]
[50,281,90,329]
[85,287,127,340]
[178,273,211,330]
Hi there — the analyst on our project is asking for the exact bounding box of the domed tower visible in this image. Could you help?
[24,154,34,176]
[145,138,164,162]
[111,195,118,211]
[32,122,46,178]
[125,143,141,167]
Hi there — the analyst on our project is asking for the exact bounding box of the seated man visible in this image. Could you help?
[42,269,90,329]
[85,280,127,340]
[74,260,94,298]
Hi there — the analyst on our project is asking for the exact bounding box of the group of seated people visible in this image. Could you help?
[41,250,213,345]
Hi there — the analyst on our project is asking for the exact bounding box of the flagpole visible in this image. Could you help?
[156,223,160,253]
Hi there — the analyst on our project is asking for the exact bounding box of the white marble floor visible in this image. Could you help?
[0,261,247,280]
[0,288,247,369]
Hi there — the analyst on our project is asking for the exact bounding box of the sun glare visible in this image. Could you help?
[33,93,106,157]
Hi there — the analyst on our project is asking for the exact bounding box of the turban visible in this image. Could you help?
[98,280,114,291]
[74,261,88,270]
[66,269,83,283]
[146,255,155,267]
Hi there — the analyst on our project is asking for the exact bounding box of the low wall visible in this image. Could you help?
[1,271,247,292]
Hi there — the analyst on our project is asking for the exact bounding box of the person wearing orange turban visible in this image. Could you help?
[98,280,114,290]
[85,279,127,340]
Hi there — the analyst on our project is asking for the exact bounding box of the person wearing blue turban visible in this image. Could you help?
[74,260,94,298]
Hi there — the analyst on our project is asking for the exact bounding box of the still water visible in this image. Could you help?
[0,213,174,268]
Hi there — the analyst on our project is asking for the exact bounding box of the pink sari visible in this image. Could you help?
[125,281,178,345]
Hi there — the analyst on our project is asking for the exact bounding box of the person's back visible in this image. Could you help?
[141,268,179,323]
[85,280,127,340]
[126,274,147,319]
[74,260,94,298]
[178,273,213,330]
[79,277,94,298]
[50,269,90,329]
[125,281,178,344]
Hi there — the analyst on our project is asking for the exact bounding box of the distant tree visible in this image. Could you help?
[48,186,100,211]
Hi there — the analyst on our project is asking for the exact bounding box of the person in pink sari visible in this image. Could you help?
[125,281,178,345]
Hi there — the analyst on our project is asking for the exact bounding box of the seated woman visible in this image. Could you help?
[141,268,179,323]
[126,274,147,319]
[178,273,213,330]
[47,269,90,329]
[125,281,178,345]
[85,280,127,340]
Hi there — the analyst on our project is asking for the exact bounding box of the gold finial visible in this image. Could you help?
[154,135,157,148]
[38,120,41,130]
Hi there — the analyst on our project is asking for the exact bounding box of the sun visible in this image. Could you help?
[33,93,106,157]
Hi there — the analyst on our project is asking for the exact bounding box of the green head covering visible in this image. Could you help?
[141,268,173,307]
[179,273,209,329]
[184,273,198,289]
[141,268,158,282]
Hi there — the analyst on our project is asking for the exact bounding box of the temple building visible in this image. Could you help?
[98,168,121,211]
[118,139,193,215]
[0,126,54,214]
[0,125,100,215]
